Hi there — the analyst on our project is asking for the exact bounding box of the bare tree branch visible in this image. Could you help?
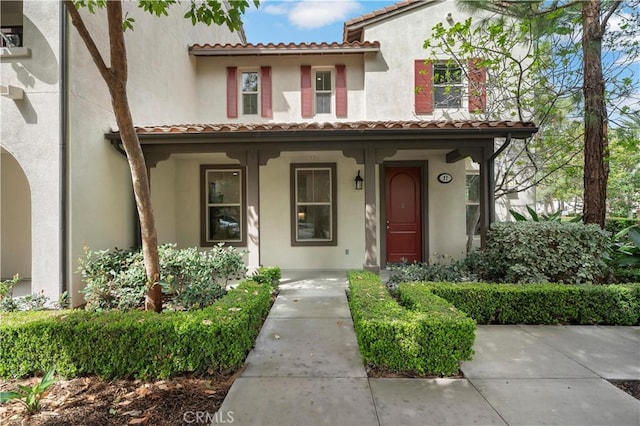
[63,0,112,85]
[601,1,622,35]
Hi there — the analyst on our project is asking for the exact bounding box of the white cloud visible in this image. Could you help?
[263,4,289,15]
[288,0,362,30]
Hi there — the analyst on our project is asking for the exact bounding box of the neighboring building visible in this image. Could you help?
[1,0,537,306]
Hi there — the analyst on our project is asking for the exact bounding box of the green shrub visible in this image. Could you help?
[483,222,610,283]
[605,217,640,236]
[418,282,640,325]
[0,281,271,379]
[251,266,281,290]
[78,244,247,311]
[387,255,473,290]
[348,271,475,376]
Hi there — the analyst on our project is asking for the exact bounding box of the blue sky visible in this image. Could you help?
[242,0,399,44]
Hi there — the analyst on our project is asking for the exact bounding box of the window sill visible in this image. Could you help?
[1,47,31,59]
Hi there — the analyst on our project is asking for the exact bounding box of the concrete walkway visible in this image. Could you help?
[219,272,640,426]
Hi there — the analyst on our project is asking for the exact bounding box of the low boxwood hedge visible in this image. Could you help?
[410,282,640,325]
[348,271,475,376]
[0,281,272,379]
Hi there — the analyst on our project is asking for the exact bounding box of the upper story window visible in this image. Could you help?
[301,65,347,118]
[433,63,463,109]
[241,71,259,115]
[1,1,23,47]
[414,59,485,114]
[227,66,272,119]
[315,70,332,114]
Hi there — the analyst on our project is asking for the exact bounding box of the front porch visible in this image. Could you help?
[106,120,537,271]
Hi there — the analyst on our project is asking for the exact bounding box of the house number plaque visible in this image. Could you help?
[437,173,453,184]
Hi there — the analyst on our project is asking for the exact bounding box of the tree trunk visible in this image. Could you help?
[104,2,162,312]
[582,0,609,227]
[110,86,163,313]
[65,0,163,312]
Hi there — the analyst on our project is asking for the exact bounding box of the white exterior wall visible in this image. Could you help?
[1,1,62,301]
[360,2,519,122]
[260,152,365,269]
[67,3,243,305]
[195,55,365,123]
[1,151,31,280]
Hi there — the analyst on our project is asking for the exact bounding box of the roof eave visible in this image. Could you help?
[106,126,538,144]
[188,46,380,57]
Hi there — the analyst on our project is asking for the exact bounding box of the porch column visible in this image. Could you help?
[246,149,260,272]
[363,147,378,272]
[478,145,494,250]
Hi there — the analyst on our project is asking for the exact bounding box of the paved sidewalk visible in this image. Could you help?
[219,272,640,426]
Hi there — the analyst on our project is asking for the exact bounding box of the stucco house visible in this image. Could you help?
[1,0,537,307]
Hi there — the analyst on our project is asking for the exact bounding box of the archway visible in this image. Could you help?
[1,147,32,297]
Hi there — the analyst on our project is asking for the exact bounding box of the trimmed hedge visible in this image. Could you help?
[413,282,640,325]
[348,271,475,376]
[0,281,272,379]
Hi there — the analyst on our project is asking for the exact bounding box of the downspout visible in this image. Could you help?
[109,139,141,248]
[60,1,68,296]
[489,132,512,162]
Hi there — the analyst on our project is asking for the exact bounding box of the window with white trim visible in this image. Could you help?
[291,163,337,246]
[201,165,245,246]
[314,70,332,114]
[434,63,463,108]
[465,170,481,237]
[241,71,259,115]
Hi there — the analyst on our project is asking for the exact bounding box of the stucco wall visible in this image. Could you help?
[360,1,517,122]
[66,3,244,305]
[260,152,365,269]
[153,149,467,270]
[195,55,365,123]
[1,0,62,301]
[0,150,31,280]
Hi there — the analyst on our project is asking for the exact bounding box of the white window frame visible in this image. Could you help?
[465,167,481,237]
[433,62,464,109]
[240,69,260,116]
[314,68,333,116]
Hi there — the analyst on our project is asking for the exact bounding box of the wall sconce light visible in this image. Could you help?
[298,211,306,221]
[446,13,454,24]
[354,170,364,190]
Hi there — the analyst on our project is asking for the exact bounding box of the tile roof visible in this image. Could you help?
[127,120,536,135]
[189,41,380,56]
[344,0,424,27]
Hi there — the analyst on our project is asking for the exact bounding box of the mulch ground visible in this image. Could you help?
[609,380,640,400]
[0,369,241,426]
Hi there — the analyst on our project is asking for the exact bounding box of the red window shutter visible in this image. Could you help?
[468,58,486,113]
[227,67,238,118]
[261,66,272,118]
[414,59,433,114]
[335,64,347,118]
[301,65,313,118]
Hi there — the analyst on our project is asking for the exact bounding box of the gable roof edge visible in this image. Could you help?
[343,0,439,42]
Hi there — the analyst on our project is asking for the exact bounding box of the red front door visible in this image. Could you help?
[385,167,422,264]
